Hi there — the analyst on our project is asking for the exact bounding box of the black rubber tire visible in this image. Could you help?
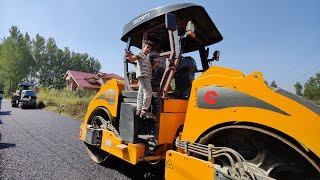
[85,142,109,164]
[12,103,18,107]
[85,115,111,164]
[198,125,320,180]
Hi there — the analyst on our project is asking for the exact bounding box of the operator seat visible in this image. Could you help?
[174,56,197,99]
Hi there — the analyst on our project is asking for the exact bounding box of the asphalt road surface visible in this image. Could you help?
[0,99,164,180]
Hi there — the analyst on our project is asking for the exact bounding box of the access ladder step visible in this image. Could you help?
[138,134,155,140]
[141,114,156,120]
[116,144,128,150]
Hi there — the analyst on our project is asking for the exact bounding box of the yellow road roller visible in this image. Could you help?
[80,3,320,179]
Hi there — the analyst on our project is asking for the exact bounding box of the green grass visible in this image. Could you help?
[313,100,320,105]
[37,88,96,121]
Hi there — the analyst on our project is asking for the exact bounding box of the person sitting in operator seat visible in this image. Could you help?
[148,40,166,92]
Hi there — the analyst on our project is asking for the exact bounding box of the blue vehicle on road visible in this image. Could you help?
[11,82,35,108]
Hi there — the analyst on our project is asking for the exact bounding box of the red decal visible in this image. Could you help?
[204,91,218,104]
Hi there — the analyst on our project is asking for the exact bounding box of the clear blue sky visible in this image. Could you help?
[1,0,319,92]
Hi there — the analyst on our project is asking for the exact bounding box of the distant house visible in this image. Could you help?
[64,70,123,91]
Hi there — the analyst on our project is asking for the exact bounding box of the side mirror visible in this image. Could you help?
[165,13,177,31]
[213,50,220,61]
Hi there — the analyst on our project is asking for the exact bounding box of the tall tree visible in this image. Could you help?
[21,32,34,82]
[31,34,46,83]
[303,73,320,100]
[54,48,68,89]
[0,26,32,93]
[294,82,303,96]
[270,81,278,88]
[44,37,58,87]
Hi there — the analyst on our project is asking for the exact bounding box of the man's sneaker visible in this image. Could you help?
[136,110,141,116]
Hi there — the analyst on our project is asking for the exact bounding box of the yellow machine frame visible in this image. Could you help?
[181,66,320,158]
[81,66,320,163]
[79,3,320,179]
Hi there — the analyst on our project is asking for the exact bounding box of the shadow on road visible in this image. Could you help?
[0,111,11,116]
[0,111,11,124]
[0,133,16,150]
[0,142,16,150]
[20,108,43,110]
[101,155,165,180]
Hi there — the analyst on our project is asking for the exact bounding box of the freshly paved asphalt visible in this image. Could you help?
[0,99,164,180]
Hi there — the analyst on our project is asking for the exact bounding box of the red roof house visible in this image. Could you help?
[64,70,123,91]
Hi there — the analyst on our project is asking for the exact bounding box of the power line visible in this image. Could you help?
[288,64,320,85]
[277,47,320,82]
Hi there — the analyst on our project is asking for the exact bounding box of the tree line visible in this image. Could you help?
[294,72,320,104]
[0,26,101,94]
[265,80,279,88]
[266,74,320,104]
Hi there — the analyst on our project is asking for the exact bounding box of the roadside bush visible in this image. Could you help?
[62,100,91,120]
[37,88,96,121]
[37,100,45,109]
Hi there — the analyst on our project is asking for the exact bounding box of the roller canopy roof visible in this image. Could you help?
[121,3,223,53]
